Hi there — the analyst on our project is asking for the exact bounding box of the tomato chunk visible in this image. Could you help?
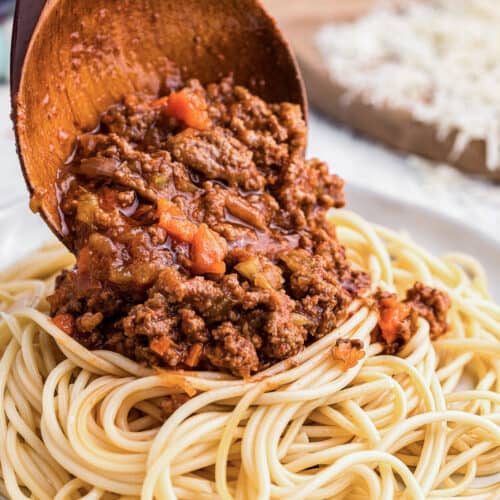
[378,295,410,344]
[150,336,171,357]
[151,89,210,130]
[157,197,182,218]
[191,223,227,275]
[157,198,197,243]
[332,339,365,371]
[160,214,198,243]
[52,313,75,335]
[185,343,203,368]
[77,247,92,274]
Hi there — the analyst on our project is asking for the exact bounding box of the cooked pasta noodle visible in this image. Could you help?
[0,210,498,499]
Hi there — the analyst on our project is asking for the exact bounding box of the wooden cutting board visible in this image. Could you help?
[263,0,499,180]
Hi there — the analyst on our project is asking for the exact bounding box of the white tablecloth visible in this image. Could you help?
[0,86,498,243]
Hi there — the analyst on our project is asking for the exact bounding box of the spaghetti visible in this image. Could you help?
[0,210,499,499]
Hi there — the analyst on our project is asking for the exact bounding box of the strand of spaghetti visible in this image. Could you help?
[14,308,130,376]
[286,450,424,500]
[0,340,29,500]
[67,377,147,472]
[3,395,69,487]
[373,224,455,284]
[216,382,269,499]
[378,411,500,454]
[328,210,393,285]
[153,413,236,499]
[434,339,500,355]
[0,211,498,498]
[421,376,447,495]
[143,385,250,499]
[436,441,495,487]
[53,478,89,500]
[5,424,54,500]
[41,360,144,495]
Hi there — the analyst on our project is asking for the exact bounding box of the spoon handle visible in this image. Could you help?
[10,0,46,98]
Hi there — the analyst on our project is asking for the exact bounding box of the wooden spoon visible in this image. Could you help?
[11,0,306,244]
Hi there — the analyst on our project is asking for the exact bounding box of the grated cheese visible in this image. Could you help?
[316,0,500,170]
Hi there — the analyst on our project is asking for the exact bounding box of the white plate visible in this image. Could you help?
[0,186,498,490]
[1,185,498,302]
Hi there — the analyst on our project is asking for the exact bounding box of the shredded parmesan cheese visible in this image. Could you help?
[316,0,500,170]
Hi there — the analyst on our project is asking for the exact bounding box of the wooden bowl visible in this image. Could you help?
[11,0,306,243]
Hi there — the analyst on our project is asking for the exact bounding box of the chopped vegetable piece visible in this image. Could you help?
[254,273,273,289]
[157,197,183,218]
[157,197,197,243]
[76,247,92,274]
[152,173,169,189]
[291,313,310,326]
[225,195,265,229]
[235,257,283,290]
[377,295,410,344]
[151,89,210,130]
[52,313,75,335]
[280,250,309,272]
[76,193,98,224]
[150,336,171,357]
[108,266,134,285]
[161,215,198,243]
[332,339,365,371]
[259,263,284,290]
[191,223,227,275]
[235,256,262,280]
[185,343,203,368]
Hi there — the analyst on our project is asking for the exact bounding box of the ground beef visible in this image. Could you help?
[205,322,259,376]
[167,128,265,191]
[372,283,451,353]
[49,77,371,377]
[405,282,451,340]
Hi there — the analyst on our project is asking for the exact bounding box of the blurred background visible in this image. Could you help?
[0,0,498,261]
[263,0,499,240]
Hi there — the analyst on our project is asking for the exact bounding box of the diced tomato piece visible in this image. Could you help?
[77,247,92,274]
[151,89,210,130]
[200,260,226,274]
[150,336,171,357]
[157,197,183,218]
[157,197,197,243]
[191,223,227,275]
[378,295,410,344]
[160,214,198,243]
[332,340,365,371]
[185,343,203,368]
[52,313,75,335]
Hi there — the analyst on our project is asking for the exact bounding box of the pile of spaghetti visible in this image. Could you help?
[0,210,498,499]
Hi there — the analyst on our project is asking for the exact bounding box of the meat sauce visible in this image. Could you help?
[48,77,448,377]
[373,283,451,354]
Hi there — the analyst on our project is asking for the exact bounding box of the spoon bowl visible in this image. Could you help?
[11,0,306,244]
